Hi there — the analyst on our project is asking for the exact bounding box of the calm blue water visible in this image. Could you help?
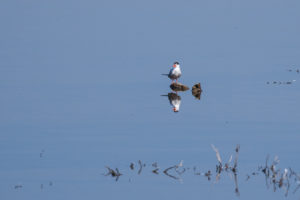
[1,0,300,199]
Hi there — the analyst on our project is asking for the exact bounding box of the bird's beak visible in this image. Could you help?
[173,64,176,68]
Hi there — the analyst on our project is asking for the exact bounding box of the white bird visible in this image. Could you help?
[162,62,182,83]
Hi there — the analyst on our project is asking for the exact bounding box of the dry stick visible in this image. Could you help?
[270,156,280,191]
[225,155,233,170]
[261,157,294,196]
[279,168,289,189]
[205,170,212,181]
[284,178,290,197]
[174,160,185,175]
[130,163,134,170]
[152,168,159,174]
[175,167,186,175]
[291,168,300,194]
[270,156,279,174]
[163,161,184,180]
[215,171,221,182]
[151,162,159,174]
[211,144,222,166]
[232,144,240,173]
[262,155,270,189]
[115,168,122,181]
[246,175,250,181]
[138,160,143,175]
[293,184,300,194]
[105,166,122,181]
[163,166,180,180]
[104,148,300,198]
[211,144,223,177]
[234,173,240,197]
[104,166,115,176]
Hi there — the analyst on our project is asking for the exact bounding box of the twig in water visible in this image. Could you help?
[246,175,250,181]
[130,163,134,170]
[270,156,280,173]
[234,173,240,197]
[293,184,300,194]
[205,170,211,181]
[163,161,184,180]
[176,167,186,175]
[232,144,240,173]
[225,155,232,170]
[138,160,145,175]
[211,144,222,166]
[152,168,159,175]
[163,166,180,180]
[105,166,122,181]
[151,162,159,174]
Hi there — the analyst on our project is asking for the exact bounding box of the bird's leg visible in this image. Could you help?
[176,79,178,83]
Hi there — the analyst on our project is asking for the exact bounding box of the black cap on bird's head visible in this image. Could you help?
[173,61,180,68]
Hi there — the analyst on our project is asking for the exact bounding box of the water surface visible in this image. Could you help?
[1,0,300,199]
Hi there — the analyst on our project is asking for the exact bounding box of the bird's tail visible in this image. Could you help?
[161,74,168,76]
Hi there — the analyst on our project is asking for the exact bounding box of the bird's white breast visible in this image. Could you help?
[172,67,181,76]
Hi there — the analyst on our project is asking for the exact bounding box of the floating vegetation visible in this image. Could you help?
[162,82,203,112]
[104,145,300,198]
[170,82,189,92]
[192,83,202,100]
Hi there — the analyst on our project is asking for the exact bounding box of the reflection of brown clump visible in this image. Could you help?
[170,82,189,92]
[192,83,202,100]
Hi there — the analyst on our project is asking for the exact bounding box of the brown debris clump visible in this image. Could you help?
[170,83,189,92]
[192,83,202,100]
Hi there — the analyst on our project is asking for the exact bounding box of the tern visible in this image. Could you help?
[162,62,182,83]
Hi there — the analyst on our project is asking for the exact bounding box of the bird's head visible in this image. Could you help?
[173,61,180,68]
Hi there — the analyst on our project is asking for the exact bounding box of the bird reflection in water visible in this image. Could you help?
[161,93,181,113]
